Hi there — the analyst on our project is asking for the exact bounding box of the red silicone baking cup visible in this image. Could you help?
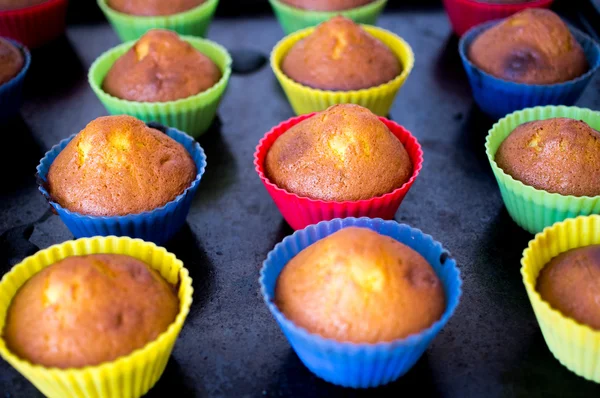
[442,0,553,37]
[254,113,423,230]
[0,0,68,48]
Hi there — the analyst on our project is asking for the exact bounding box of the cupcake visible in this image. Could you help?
[281,16,400,91]
[0,236,193,397]
[442,0,553,37]
[4,254,179,368]
[276,227,446,343]
[89,29,231,137]
[107,0,206,16]
[0,0,48,11]
[495,118,600,197]
[485,106,600,234]
[271,16,414,116]
[537,245,600,330]
[102,29,222,103]
[459,9,600,119]
[0,0,68,48]
[0,37,30,121]
[522,215,600,382]
[269,0,387,35]
[37,115,207,243]
[261,217,462,387]
[98,0,219,41]
[255,104,422,229]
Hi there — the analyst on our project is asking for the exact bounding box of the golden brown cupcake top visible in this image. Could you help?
[0,0,47,11]
[275,227,446,343]
[0,38,24,86]
[47,115,197,216]
[282,16,401,91]
[107,0,206,16]
[280,0,374,11]
[3,254,179,368]
[495,118,600,197]
[537,245,600,330]
[265,104,412,202]
[468,9,588,84]
[102,29,222,103]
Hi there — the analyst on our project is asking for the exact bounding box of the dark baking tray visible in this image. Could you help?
[2,3,600,397]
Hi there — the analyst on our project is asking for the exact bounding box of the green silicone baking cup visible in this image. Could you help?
[485,106,600,234]
[88,35,231,138]
[268,0,387,34]
[98,0,219,42]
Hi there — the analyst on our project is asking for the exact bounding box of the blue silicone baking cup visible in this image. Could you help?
[259,217,462,388]
[459,21,600,120]
[36,123,206,245]
[0,38,31,121]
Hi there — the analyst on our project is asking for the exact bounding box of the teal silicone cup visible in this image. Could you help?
[89,35,231,138]
[260,217,462,388]
[98,0,219,41]
[486,106,600,234]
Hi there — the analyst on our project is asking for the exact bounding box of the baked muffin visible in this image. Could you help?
[468,9,588,84]
[537,245,600,330]
[47,115,197,216]
[0,0,47,11]
[275,227,446,343]
[107,0,206,16]
[103,29,222,103]
[265,104,412,202]
[280,0,374,11]
[282,16,401,91]
[495,118,600,197]
[3,254,179,368]
[0,38,24,85]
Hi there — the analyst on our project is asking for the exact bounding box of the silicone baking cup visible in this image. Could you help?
[522,215,600,382]
[0,236,193,398]
[0,39,30,121]
[260,217,462,388]
[460,22,600,120]
[89,35,231,138]
[36,124,207,244]
[0,0,68,48]
[442,0,553,37]
[271,24,414,116]
[269,0,387,34]
[97,0,219,42]
[486,106,600,234]
[254,113,423,230]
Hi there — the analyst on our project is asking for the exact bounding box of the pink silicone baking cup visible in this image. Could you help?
[254,113,423,230]
[442,0,553,36]
[0,0,69,48]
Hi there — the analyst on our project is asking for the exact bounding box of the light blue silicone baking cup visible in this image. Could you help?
[0,38,31,121]
[36,123,206,245]
[459,20,600,120]
[259,217,462,388]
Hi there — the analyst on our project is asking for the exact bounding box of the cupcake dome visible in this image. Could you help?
[468,9,588,85]
[46,115,197,217]
[102,29,222,103]
[495,118,600,197]
[107,0,206,16]
[275,227,446,343]
[281,16,400,91]
[0,37,23,85]
[537,245,600,331]
[4,254,179,368]
[0,0,48,11]
[265,104,412,202]
[280,0,375,11]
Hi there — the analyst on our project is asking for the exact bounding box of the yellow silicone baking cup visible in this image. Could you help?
[0,236,194,398]
[270,24,414,116]
[521,215,600,383]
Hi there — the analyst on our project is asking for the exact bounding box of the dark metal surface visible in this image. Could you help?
[2,5,600,398]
